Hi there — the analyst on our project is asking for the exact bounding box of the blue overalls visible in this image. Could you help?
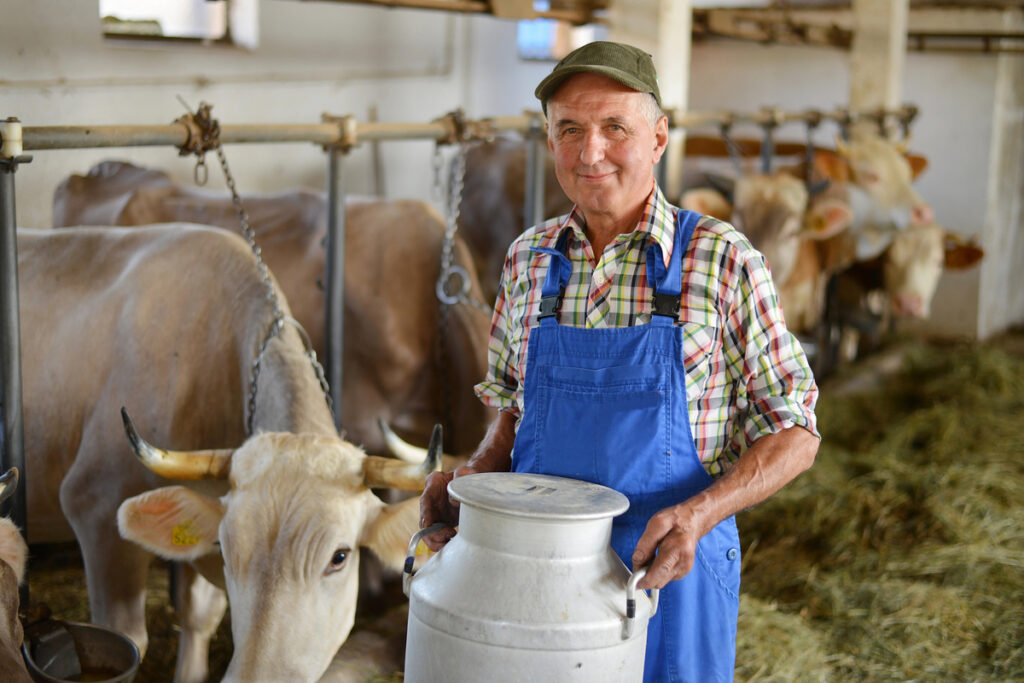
[512,210,741,683]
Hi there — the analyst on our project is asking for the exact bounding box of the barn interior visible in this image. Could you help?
[2,0,1023,682]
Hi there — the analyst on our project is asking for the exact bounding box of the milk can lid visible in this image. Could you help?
[448,472,629,520]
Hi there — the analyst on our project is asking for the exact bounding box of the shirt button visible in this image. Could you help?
[726,548,738,561]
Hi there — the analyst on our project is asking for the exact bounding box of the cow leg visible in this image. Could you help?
[172,562,227,683]
[73,523,151,657]
[59,448,151,657]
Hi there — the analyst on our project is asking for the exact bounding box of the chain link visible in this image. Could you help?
[434,143,492,315]
[178,106,334,434]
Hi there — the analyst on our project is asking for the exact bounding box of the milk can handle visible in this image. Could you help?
[624,567,660,639]
[403,523,451,597]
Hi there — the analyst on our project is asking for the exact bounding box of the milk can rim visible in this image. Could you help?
[448,472,630,520]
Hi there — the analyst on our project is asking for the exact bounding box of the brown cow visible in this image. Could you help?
[458,137,573,303]
[53,161,495,458]
[19,225,437,682]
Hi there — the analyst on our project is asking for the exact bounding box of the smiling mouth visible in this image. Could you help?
[579,171,614,183]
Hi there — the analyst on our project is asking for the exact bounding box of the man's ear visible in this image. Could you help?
[118,486,224,561]
[653,115,670,164]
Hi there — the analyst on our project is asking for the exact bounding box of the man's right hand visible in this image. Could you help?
[419,465,478,551]
[418,411,518,551]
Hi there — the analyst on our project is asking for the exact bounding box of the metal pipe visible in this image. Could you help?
[523,116,547,231]
[325,148,346,430]
[17,105,920,153]
[0,155,29,607]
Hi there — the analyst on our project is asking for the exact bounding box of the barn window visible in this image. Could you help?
[517,2,605,61]
[100,0,258,49]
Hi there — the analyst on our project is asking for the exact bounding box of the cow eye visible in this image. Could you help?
[325,546,351,576]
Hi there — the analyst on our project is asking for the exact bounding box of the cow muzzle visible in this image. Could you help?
[121,407,233,479]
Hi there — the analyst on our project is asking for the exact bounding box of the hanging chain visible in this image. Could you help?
[175,100,332,434]
[435,142,492,315]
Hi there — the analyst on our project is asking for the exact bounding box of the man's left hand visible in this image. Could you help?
[631,503,706,590]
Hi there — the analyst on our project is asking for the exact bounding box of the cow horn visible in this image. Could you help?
[363,423,443,491]
[378,419,428,464]
[121,407,233,480]
[0,467,19,505]
[807,178,832,196]
[835,135,851,158]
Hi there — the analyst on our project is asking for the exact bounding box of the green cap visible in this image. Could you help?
[535,41,661,113]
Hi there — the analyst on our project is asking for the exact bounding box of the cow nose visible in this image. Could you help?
[911,203,934,227]
[893,292,925,318]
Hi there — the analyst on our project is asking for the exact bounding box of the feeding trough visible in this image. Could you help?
[22,620,139,683]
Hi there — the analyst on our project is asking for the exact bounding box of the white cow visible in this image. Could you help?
[0,469,30,683]
[18,225,436,683]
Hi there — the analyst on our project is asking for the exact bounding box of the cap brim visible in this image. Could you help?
[535,65,659,110]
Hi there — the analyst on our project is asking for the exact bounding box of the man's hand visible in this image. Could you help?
[631,426,819,590]
[419,465,477,552]
[631,503,706,590]
[418,410,518,552]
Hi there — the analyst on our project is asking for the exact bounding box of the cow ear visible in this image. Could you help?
[906,154,928,180]
[118,486,224,561]
[802,198,853,241]
[681,188,732,221]
[360,495,421,572]
[814,148,851,183]
[943,233,985,270]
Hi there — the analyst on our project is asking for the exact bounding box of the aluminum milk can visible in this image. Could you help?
[403,472,659,683]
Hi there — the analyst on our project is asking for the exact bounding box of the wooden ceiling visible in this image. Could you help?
[290,0,1023,53]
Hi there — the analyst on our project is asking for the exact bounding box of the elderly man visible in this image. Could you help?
[420,41,820,682]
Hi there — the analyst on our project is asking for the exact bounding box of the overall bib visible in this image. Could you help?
[512,210,741,683]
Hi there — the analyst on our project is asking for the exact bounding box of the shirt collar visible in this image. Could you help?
[558,183,677,265]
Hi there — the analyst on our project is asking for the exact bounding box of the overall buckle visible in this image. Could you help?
[538,292,564,321]
[652,291,680,319]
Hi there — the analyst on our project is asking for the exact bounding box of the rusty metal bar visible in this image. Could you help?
[19,105,920,153]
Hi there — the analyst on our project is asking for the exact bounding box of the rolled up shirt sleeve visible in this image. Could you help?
[474,252,522,417]
[727,249,820,453]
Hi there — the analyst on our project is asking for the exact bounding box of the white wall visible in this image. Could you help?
[3,0,489,229]
[3,3,1019,337]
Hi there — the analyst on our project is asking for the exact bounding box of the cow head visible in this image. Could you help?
[883,223,985,318]
[116,410,440,682]
[817,133,934,229]
[682,174,850,287]
[730,173,809,284]
[0,469,27,587]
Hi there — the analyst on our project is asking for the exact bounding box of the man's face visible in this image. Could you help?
[546,72,668,226]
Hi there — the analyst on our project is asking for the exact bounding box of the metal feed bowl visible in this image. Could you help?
[22,621,139,683]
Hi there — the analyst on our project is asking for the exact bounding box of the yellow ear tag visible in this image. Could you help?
[415,540,431,556]
[172,520,201,547]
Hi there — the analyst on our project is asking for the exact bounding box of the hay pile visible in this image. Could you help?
[736,331,1024,681]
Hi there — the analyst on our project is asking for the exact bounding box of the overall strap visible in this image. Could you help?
[646,209,701,319]
[530,227,573,325]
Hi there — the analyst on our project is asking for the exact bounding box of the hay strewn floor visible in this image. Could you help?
[25,329,1024,682]
[736,329,1024,681]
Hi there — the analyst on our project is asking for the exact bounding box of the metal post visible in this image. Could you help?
[0,116,30,606]
[524,116,547,230]
[325,147,346,430]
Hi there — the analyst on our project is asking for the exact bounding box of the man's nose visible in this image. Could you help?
[579,130,606,165]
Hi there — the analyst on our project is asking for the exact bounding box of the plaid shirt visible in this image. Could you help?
[475,185,819,478]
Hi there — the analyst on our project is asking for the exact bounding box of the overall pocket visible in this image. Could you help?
[533,362,672,496]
